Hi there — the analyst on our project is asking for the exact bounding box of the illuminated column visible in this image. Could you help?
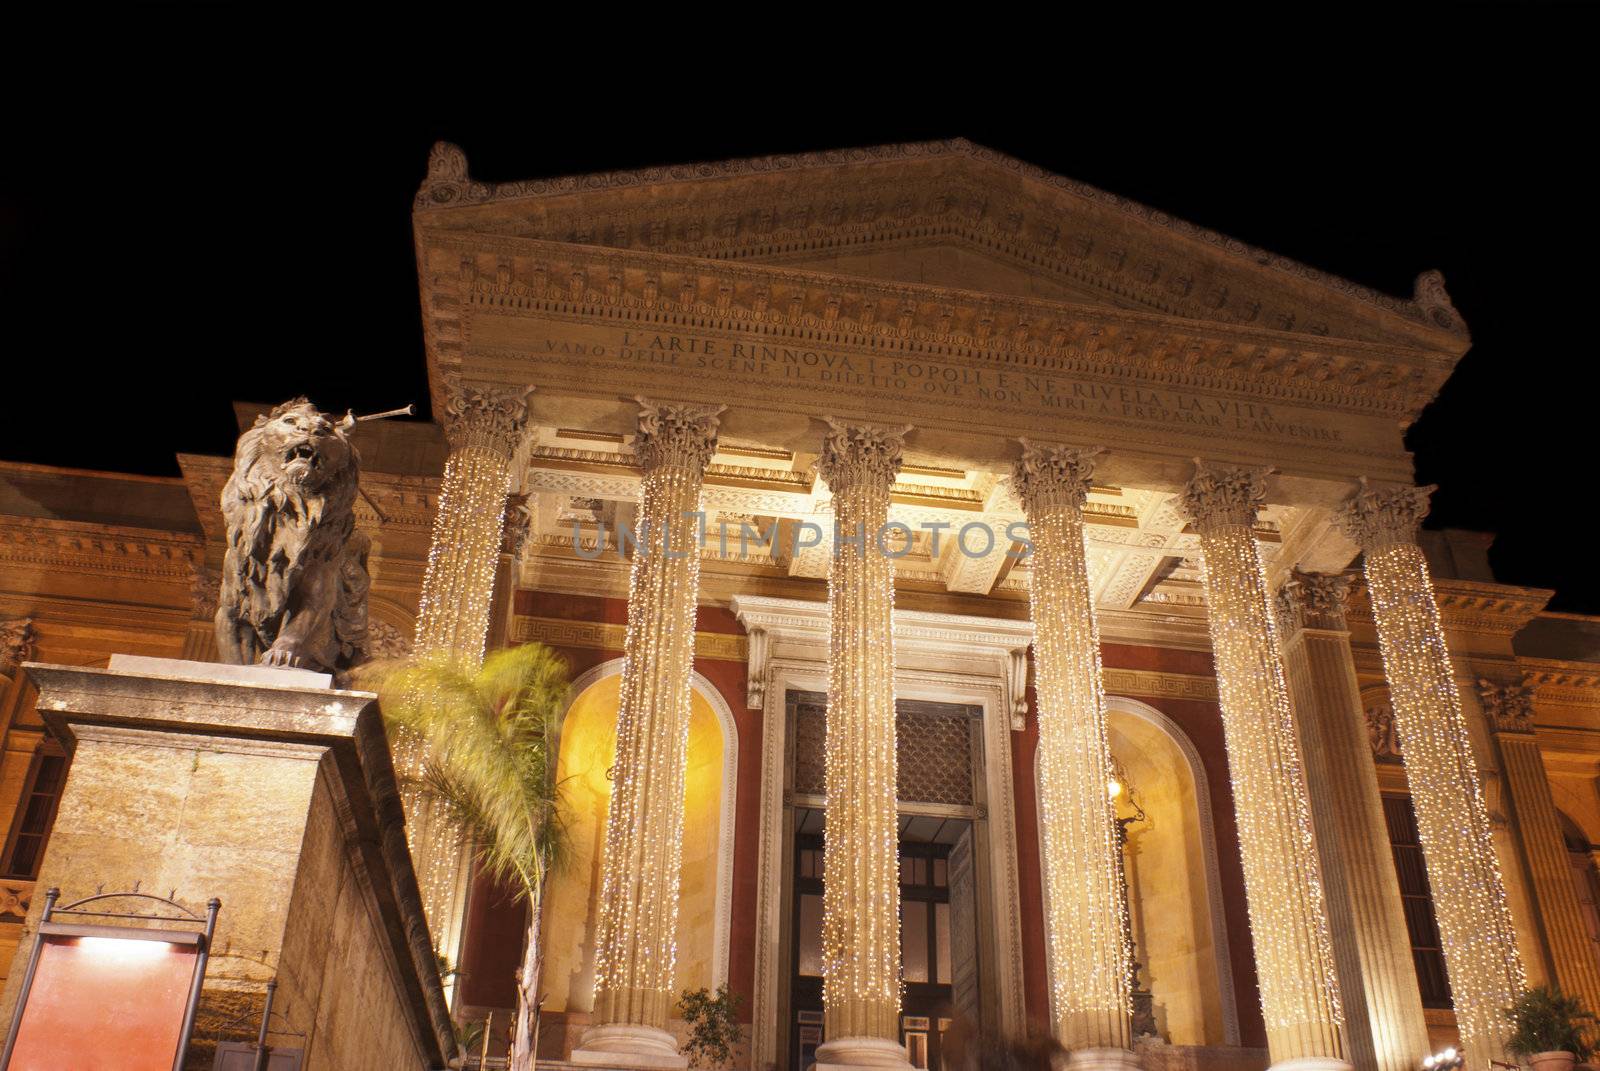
[1179,462,1347,1071]
[577,399,722,1067]
[1482,677,1600,1019]
[1337,482,1524,1070]
[1277,572,1430,1071]
[815,419,912,1070]
[1012,442,1133,1067]
[404,378,533,955]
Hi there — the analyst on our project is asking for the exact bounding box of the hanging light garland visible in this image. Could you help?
[1012,441,1132,1052]
[817,419,909,1046]
[1180,462,1346,1066]
[1338,481,1523,1070]
[588,399,722,1038]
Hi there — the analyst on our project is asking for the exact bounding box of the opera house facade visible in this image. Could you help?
[3,140,1599,1071]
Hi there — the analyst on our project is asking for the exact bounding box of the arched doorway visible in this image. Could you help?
[536,661,738,1052]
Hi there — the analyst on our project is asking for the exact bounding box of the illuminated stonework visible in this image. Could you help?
[1011,442,1131,1053]
[816,419,909,1058]
[1338,481,1524,1069]
[1179,463,1346,1068]
[583,399,723,1060]
[404,378,533,953]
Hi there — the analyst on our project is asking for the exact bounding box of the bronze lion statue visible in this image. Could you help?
[215,398,370,674]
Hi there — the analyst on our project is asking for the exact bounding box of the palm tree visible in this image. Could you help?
[366,644,571,1071]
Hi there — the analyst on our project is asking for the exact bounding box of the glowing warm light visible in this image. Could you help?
[1339,482,1524,1070]
[590,400,722,1035]
[1013,441,1131,1051]
[76,936,175,962]
[817,419,908,1045]
[1180,463,1344,1066]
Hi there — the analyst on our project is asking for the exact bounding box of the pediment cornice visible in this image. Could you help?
[416,230,1454,431]
[414,139,1468,353]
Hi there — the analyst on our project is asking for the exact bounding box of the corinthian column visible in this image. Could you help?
[815,419,913,1071]
[403,378,533,955]
[1337,482,1524,1070]
[1012,442,1133,1069]
[576,399,722,1068]
[1178,463,1347,1071]
[1481,678,1600,1021]
[1277,571,1429,1071]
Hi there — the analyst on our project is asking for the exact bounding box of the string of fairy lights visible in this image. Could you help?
[1013,442,1132,1052]
[1181,463,1346,1065]
[1341,483,1524,1070]
[590,401,722,1033]
[406,442,514,949]
[817,419,908,1044]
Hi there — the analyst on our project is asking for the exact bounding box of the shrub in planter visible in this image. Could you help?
[1506,986,1596,1071]
[678,985,743,1070]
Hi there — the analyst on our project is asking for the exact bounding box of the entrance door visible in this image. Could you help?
[788,809,973,1071]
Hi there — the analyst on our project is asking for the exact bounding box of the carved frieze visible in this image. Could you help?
[1364,697,1403,761]
[0,616,35,677]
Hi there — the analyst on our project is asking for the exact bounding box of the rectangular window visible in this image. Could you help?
[2,749,67,880]
[902,900,930,982]
[1383,794,1453,1009]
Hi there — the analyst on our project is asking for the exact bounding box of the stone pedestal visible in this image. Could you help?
[0,657,453,1071]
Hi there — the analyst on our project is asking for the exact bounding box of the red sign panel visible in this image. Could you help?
[8,935,198,1069]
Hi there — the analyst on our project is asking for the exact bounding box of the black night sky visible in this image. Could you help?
[5,14,1598,610]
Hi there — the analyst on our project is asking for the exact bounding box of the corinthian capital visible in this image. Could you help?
[1277,569,1353,633]
[439,376,535,457]
[1335,479,1435,551]
[633,397,725,475]
[1010,440,1102,516]
[816,418,910,495]
[1478,677,1536,734]
[0,616,35,677]
[1177,460,1270,533]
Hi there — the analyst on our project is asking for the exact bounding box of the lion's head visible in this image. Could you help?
[214,398,368,674]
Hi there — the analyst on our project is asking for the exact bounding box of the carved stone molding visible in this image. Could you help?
[633,397,725,475]
[365,619,413,662]
[509,614,747,662]
[1006,648,1029,728]
[745,626,769,711]
[0,517,200,582]
[1363,695,1403,761]
[1010,440,1101,515]
[1479,678,1537,735]
[1336,479,1435,551]
[501,492,534,559]
[189,560,220,622]
[815,418,910,496]
[439,376,535,457]
[1177,461,1269,533]
[0,616,35,677]
[413,138,1466,345]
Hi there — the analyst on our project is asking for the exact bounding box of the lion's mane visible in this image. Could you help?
[214,398,369,674]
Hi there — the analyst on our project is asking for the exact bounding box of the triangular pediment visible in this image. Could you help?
[413,139,1469,354]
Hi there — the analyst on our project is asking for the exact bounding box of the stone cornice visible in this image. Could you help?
[418,232,1450,430]
[413,139,1466,350]
[0,515,201,582]
[1347,577,1552,637]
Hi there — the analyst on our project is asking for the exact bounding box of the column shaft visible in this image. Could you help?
[1180,464,1346,1069]
[817,420,908,1056]
[1013,443,1131,1053]
[1483,680,1600,1016]
[584,401,722,1055]
[1338,483,1524,1070]
[404,380,532,953]
[1279,573,1430,1071]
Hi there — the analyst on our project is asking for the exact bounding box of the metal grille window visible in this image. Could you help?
[2,749,68,879]
[1383,793,1453,1009]
[790,693,977,806]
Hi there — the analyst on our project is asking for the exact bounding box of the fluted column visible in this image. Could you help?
[1278,572,1429,1071]
[1481,679,1600,1016]
[403,378,533,955]
[577,399,722,1067]
[1013,442,1133,1067]
[1337,482,1524,1070]
[1178,463,1347,1071]
[815,419,912,1070]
